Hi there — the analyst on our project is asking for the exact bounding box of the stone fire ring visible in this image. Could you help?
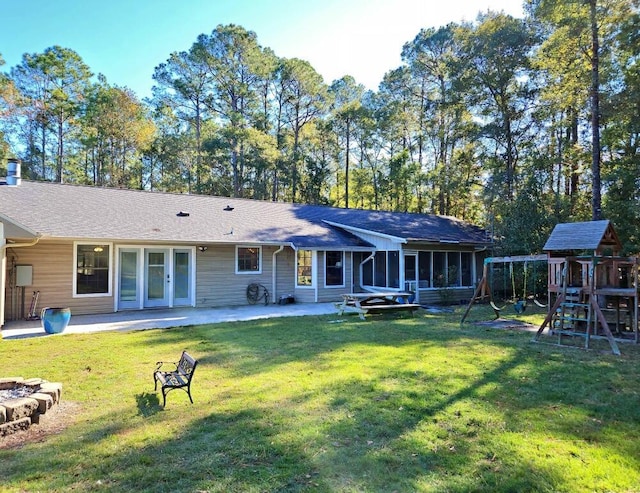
[0,377,63,437]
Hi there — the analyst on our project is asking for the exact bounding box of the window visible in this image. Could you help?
[297,250,313,286]
[374,253,386,287]
[448,252,461,286]
[75,243,111,296]
[418,251,431,288]
[236,246,261,274]
[404,255,416,282]
[461,252,472,286]
[388,251,399,288]
[325,251,344,287]
[362,256,373,285]
[360,251,401,288]
[433,252,446,287]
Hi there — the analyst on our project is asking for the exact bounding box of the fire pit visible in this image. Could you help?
[0,377,62,437]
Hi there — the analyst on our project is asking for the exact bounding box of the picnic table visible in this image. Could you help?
[335,292,421,320]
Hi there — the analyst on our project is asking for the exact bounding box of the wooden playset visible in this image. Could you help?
[533,220,638,355]
[462,220,639,355]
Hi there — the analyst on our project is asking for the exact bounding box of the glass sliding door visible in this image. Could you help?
[118,249,140,310]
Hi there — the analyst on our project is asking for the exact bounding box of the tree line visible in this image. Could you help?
[1,0,639,254]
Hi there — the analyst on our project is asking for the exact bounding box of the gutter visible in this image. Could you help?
[358,251,376,292]
[1,237,41,253]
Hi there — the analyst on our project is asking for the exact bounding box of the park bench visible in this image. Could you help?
[153,351,198,407]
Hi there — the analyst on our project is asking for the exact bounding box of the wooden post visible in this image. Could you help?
[460,263,489,324]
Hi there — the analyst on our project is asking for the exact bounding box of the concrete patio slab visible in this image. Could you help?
[1,303,338,340]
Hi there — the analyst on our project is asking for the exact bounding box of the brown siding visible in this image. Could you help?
[3,240,114,320]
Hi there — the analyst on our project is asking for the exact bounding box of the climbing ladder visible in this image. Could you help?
[551,287,593,348]
[534,259,621,355]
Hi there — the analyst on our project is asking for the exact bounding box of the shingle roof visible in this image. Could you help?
[0,212,38,238]
[543,220,621,252]
[0,181,489,248]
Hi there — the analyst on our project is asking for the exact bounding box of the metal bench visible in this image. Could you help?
[153,351,198,407]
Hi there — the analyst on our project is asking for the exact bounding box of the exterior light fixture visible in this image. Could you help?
[177,211,190,217]
[198,246,208,252]
[223,205,234,211]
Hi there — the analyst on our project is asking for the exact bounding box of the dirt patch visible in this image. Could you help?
[474,318,538,332]
[0,401,81,450]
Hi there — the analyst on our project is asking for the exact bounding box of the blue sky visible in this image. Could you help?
[1,0,523,99]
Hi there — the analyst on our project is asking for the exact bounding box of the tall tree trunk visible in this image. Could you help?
[40,123,46,178]
[57,118,63,183]
[570,108,579,201]
[292,124,300,203]
[590,0,602,220]
[232,142,240,198]
[195,103,202,193]
[345,118,350,209]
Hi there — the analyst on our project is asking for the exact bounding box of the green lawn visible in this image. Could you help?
[1,306,640,492]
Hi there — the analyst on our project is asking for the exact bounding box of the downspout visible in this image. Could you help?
[359,251,376,292]
[0,236,41,328]
[271,245,284,304]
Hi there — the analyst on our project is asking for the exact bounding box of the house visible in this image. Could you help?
[0,177,490,327]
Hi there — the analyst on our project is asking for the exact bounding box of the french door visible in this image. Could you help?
[145,249,170,307]
[117,247,194,310]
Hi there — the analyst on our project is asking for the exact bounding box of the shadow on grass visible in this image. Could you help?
[136,392,161,417]
[2,405,326,492]
[313,350,568,491]
[3,310,640,491]
[137,312,489,373]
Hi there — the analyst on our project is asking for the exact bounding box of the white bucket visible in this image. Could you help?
[6,159,21,186]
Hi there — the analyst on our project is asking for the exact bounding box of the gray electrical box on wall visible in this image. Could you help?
[16,265,33,287]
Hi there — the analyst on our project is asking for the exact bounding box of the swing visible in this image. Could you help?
[531,262,548,308]
[513,261,527,314]
[490,262,515,312]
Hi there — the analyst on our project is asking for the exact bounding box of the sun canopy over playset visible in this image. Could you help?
[462,220,639,355]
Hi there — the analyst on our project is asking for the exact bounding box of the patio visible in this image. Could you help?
[1,302,337,340]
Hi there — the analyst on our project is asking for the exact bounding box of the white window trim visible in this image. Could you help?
[173,247,196,305]
[324,250,345,288]
[296,249,316,289]
[73,241,113,298]
[235,245,262,275]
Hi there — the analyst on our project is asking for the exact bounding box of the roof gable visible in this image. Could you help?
[0,212,38,239]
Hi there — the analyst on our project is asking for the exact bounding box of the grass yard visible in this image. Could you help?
[1,306,640,492]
